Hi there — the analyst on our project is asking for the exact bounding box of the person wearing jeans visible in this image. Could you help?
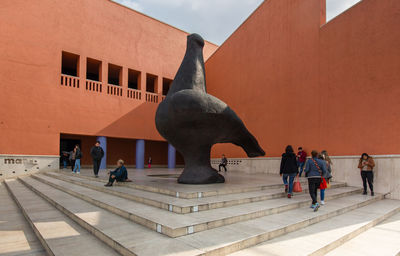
[358,153,375,196]
[73,145,82,174]
[280,145,298,198]
[297,147,307,177]
[305,150,327,211]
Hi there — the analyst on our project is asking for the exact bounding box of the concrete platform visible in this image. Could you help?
[1,168,399,256]
[44,171,346,214]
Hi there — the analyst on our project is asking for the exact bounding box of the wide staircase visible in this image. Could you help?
[1,170,400,256]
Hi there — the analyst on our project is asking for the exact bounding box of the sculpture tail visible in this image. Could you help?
[233,131,265,157]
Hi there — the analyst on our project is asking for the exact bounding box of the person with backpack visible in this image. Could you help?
[305,150,327,211]
[73,144,82,174]
[90,141,104,178]
[358,153,375,196]
[280,145,298,198]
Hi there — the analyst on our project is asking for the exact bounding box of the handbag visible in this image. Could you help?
[320,177,328,189]
[293,175,302,192]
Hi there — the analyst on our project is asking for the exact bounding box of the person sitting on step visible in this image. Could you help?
[218,154,228,172]
[104,159,131,187]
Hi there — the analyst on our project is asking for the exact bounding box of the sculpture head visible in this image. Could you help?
[187,33,204,48]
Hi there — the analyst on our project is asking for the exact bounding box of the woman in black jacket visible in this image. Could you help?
[280,145,298,198]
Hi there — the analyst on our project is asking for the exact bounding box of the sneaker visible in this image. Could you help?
[313,203,320,212]
[284,185,288,193]
[362,191,367,195]
[104,183,112,187]
[310,204,314,208]
[287,194,291,198]
[321,200,325,205]
[371,192,375,196]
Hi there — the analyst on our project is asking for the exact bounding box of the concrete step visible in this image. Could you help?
[0,181,45,256]
[45,171,346,214]
[4,179,120,256]
[14,177,204,256]
[326,210,400,256]
[176,194,385,255]
[55,170,346,199]
[33,173,362,238]
[228,199,400,256]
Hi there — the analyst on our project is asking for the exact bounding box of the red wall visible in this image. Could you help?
[206,0,400,157]
[206,0,322,157]
[319,0,400,155]
[0,0,217,156]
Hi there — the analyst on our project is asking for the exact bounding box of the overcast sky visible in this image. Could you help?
[114,0,362,45]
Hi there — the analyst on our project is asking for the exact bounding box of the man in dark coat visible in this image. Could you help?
[90,141,104,178]
[104,159,130,187]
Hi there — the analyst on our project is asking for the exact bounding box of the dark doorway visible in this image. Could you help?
[60,138,81,166]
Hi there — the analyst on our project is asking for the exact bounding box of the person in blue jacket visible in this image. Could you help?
[304,150,327,212]
[104,159,130,187]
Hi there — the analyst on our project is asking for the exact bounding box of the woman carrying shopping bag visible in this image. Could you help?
[304,150,327,212]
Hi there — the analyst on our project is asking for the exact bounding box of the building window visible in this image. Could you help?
[61,51,79,77]
[146,73,157,93]
[86,58,101,81]
[162,78,172,96]
[108,64,122,86]
[128,69,140,90]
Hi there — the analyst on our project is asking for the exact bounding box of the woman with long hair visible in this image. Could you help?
[280,145,298,198]
[305,150,327,211]
[358,153,375,196]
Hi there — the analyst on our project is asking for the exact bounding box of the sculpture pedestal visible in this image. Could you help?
[177,147,224,184]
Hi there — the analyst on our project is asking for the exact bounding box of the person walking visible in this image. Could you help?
[218,154,228,172]
[90,141,104,178]
[148,157,152,168]
[280,145,298,198]
[69,149,76,173]
[305,150,327,211]
[297,147,307,177]
[104,159,130,187]
[358,153,375,196]
[73,145,82,174]
[319,151,332,205]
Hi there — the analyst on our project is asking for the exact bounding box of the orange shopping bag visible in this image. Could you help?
[293,175,302,193]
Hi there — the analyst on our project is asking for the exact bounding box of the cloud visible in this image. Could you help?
[115,0,143,12]
[113,0,363,45]
[326,0,362,21]
[113,0,263,45]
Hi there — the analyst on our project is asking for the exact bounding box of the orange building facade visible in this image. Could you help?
[0,0,217,173]
[205,0,400,199]
[207,0,400,158]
